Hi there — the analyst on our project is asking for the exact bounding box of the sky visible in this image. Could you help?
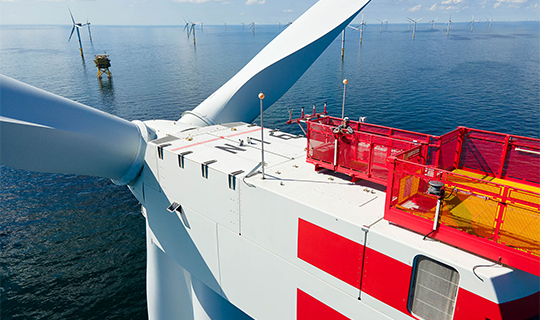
[0,0,539,26]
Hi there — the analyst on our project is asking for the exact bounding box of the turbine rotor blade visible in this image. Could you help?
[68,7,76,24]
[180,0,371,126]
[0,76,152,185]
[68,26,75,42]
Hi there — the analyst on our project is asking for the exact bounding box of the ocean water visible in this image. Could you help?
[1,22,539,319]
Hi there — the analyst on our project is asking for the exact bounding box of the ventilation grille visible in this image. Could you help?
[409,256,460,320]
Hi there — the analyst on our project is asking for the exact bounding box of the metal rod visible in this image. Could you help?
[515,147,540,155]
[334,139,338,166]
[432,198,442,230]
[259,92,265,179]
[342,79,348,118]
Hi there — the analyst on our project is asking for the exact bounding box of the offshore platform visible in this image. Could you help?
[93,54,112,79]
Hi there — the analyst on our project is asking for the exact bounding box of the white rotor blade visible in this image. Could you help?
[180,0,371,126]
[0,75,151,185]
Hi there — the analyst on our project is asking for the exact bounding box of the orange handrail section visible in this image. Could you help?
[301,116,540,276]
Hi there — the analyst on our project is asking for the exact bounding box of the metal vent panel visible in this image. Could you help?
[409,256,460,320]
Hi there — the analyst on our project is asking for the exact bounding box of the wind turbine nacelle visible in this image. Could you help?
[0,75,152,185]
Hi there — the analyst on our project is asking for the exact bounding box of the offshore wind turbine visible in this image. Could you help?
[429,18,438,30]
[376,19,387,33]
[468,15,479,32]
[446,16,452,35]
[250,22,255,35]
[407,16,423,39]
[86,18,93,41]
[347,14,368,46]
[2,8,374,319]
[3,0,540,318]
[67,7,87,57]
[486,17,493,30]
[190,22,197,45]
[183,19,191,38]
[340,29,346,59]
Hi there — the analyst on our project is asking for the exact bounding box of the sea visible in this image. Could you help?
[1,21,539,319]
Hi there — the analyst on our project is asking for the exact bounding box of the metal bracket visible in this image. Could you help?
[178,151,193,168]
[201,160,217,179]
[157,143,172,160]
[228,170,244,190]
[166,202,181,213]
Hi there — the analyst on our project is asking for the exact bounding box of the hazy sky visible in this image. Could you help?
[1,0,539,26]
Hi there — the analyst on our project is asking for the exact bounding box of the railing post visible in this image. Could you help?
[497,135,511,179]
[434,136,442,168]
[333,135,339,170]
[492,186,509,242]
[453,127,466,170]
[367,134,374,178]
[384,156,398,215]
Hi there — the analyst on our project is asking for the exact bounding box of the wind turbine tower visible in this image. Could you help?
[376,19,387,33]
[67,8,87,57]
[446,17,452,35]
[184,19,191,38]
[469,15,479,32]
[341,29,345,60]
[486,17,493,30]
[407,17,423,39]
[86,18,93,41]
[190,23,197,45]
[250,22,255,35]
[347,14,368,46]
[429,18,438,30]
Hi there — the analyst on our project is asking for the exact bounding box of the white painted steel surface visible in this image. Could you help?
[367,220,540,305]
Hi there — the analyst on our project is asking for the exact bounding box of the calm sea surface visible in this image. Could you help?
[1,22,539,319]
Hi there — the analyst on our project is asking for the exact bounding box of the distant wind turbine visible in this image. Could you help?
[250,22,255,35]
[429,18,438,30]
[86,18,93,41]
[67,7,87,57]
[486,17,493,30]
[340,29,346,59]
[224,21,227,31]
[468,15,479,32]
[190,22,197,45]
[376,19,387,33]
[348,13,368,46]
[407,17,423,39]
[446,17,452,35]
[183,18,191,38]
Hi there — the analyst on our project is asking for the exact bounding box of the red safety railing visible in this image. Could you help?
[384,159,540,276]
[384,128,540,277]
[299,115,540,276]
[306,116,433,185]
